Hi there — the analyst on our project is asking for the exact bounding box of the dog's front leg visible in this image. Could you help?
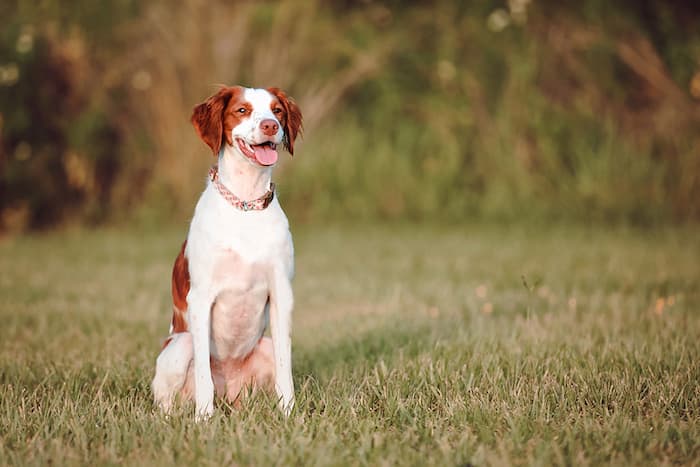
[188,288,215,420]
[270,265,294,415]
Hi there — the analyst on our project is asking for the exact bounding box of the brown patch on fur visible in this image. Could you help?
[171,240,190,333]
[222,94,251,147]
[214,336,275,403]
[191,86,242,155]
[267,87,303,155]
[178,337,275,405]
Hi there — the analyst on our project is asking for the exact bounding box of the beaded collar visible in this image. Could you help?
[208,165,275,211]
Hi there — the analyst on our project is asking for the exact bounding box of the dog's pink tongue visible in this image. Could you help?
[254,145,278,166]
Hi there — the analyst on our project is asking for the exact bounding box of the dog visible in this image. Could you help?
[151,85,302,419]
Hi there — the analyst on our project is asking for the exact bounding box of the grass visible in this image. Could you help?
[0,223,698,466]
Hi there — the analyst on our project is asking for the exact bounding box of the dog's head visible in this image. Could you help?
[191,86,303,165]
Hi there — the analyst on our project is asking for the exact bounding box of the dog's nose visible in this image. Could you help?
[260,119,279,136]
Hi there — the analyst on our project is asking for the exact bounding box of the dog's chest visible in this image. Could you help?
[188,195,292,360]
[185,185,294,358]
[193,188,291,263]
[209,250,270,360]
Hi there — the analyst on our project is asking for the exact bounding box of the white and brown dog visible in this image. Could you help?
[151,85,302,419]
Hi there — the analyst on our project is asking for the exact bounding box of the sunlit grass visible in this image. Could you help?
[0,224,698,465]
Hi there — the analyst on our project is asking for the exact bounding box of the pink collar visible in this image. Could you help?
[208,165,275,211]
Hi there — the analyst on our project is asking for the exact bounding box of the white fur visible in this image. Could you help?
[152,87,295,419]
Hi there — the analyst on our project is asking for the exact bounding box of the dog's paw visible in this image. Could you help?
[152,381,174,415]
[195,403,214,422]
[280,397,295,417]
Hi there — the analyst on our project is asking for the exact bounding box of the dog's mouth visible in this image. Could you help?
[236,138,278,166]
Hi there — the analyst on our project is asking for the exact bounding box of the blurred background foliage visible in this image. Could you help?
[0,0,699,231]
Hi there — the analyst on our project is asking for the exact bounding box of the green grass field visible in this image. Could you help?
[0,224,698,466]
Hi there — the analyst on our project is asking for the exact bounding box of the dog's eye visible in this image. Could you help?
[237,107,247,114]
[272,108,282,115]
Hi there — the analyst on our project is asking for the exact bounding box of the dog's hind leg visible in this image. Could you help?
[152,332,193,413]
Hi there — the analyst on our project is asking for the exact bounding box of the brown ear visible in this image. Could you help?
[191,87,235,156]
[268,87,303,156]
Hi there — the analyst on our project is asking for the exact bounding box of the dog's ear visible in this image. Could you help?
[268,87,303,156]
[191,87,235,156]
